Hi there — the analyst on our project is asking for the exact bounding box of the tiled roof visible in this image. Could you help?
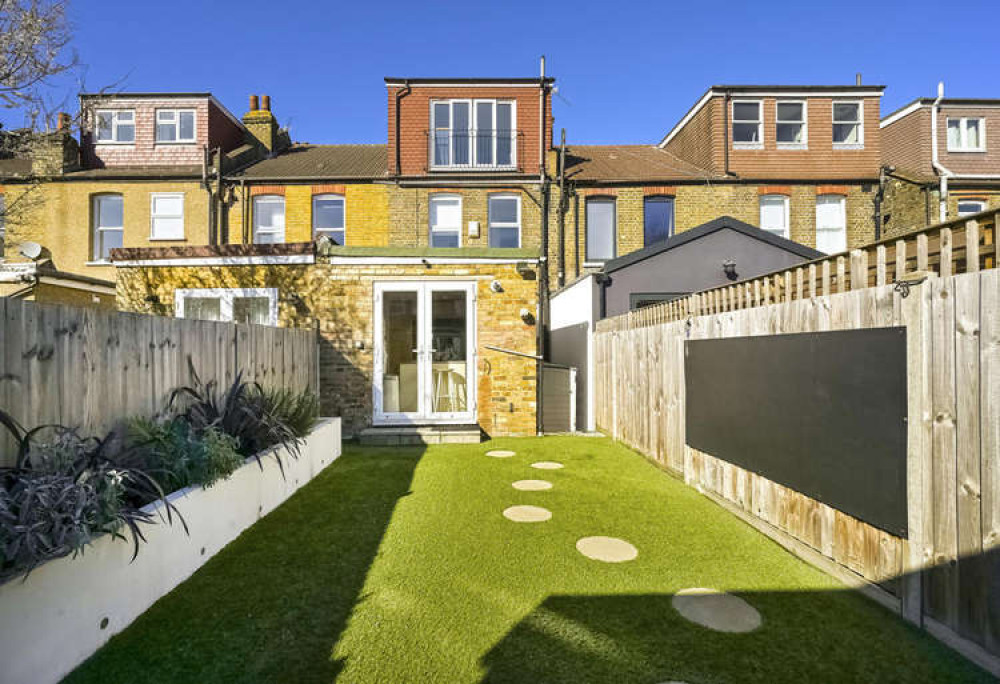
[234,144,388,180]
[564,145,719,183]
[64,166,203,179]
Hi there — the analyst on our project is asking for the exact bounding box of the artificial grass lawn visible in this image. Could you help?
[64,437,992,683]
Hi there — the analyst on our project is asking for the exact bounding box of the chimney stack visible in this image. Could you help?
[242,93,287,154]
[261,94,271,112]
[249,94,259,111]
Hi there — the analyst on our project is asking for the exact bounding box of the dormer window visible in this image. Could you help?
[95,110,135,143]
[947,118,985,152]
[156,109,196,143]
[430,99,515,169]
[732,100,763,148]
[832,101,863,148]
[776,101,807,148]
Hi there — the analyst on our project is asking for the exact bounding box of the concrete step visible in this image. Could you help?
[358,425,483,446]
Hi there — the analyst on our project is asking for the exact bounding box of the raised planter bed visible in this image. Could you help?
[0,417,341,684]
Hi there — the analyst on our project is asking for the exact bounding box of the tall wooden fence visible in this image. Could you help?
[594,268,1000,669]
[0,298,319,465]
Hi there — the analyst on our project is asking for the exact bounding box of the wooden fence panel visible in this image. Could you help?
[0,300,318,465]
[594,268,1000,663]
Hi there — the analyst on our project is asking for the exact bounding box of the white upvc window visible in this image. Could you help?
[95,110,135,144]
[947,117,986,152]
[732,100,763,148]
[816,194,847,254]
[155,109,196,143]
[429,194,462,247]
[585,197,616,262]
[957,199,987,216]
[313,193,345,245]
[175,288,278,326]
[488,194,521,248]
[253,195,285,244]
[149,193,184,240]
[430,99,516,168]
[759,194,790,239]
[92,194,124,261]
[776,100,807,148]
[832,101,864,148]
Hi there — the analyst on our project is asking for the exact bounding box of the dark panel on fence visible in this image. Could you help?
[685,327,908,537]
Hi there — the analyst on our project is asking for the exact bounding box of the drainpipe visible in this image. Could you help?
[573,190,580,278]
[557,128,566,288]
[536,56,549,435]
[394,80,411,178]
[931,81,953,224]
[202,146,214,244]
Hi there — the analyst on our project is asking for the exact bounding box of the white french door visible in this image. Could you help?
[373,281,477,425]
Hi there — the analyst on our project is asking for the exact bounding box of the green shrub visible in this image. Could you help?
[255,387,320,438]
[127,418,243,491]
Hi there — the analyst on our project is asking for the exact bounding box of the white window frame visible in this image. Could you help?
[815,194,847,254]
[759,194,790,239]
[732,99,763,149]
[429,193,462,248]
[149,192,185,241]
[429,99,517,169]
[946,117,986,152]
[175,288,279,326]
[92,194,124,262]
[957,199,987,216]
[776,100,808,149]
[155,109,197,144]
[253,195,286,244]
[94,109,135,144]
[585,196,617,263]
[312,193,346,244]
[832,100,864,149]
[487,193,521,248]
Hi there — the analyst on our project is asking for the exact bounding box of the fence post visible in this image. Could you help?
[900,274,933,626]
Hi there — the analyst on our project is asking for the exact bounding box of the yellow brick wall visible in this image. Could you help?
[387,185,544,249]
[2,180,209,282]
[225,183,390,246]
[116,260,540,437]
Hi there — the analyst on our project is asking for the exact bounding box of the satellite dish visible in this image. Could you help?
[19,241,43,260]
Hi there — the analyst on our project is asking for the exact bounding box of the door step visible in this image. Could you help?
[358,425,484,446]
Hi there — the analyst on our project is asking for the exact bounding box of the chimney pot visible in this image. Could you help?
[856,72,862,86]
[57,112,70,131]
[261,95,271,112]
[249,94,259,111]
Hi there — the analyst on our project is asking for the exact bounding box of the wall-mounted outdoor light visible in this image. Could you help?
[490,279,504,293]
[723,259,738,281]
[516,262,536,280]
[520,308,535,325]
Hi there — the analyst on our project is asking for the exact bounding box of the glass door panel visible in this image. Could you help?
[381,290,420,415]
[430,290,469,415]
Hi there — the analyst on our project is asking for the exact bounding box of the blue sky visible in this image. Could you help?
[9,0,1000,145]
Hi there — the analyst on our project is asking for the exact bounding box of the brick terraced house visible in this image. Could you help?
[880,85,1000,238]
[549,84,886,290]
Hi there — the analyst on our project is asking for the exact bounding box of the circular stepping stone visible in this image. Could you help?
[512,479,553,491]
[486,450,516,458]
[531,461,563,470]
[503,505,552,522]
[671,588,762,633]
[576,536,638,563]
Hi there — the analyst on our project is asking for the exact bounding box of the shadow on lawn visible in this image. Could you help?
[479,585,999,684]
[64,445,424,684]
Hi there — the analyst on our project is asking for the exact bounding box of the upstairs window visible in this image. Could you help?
[253,195,285,244]
[776,101,807,147]
[816,195,847,254]
[431,99,515,169]
[947,118,985,152]
[732,100,762,147]
[759,194,789,239]
[156,109,196,143]
[92,194,124,261]
[95,110,135,143]
[429,194,462,247]
[586,197,616,262]
[150,193,184,240]
[313,194,345,245]
[643,196,674,246]
[832,101,863,147]
[957,199,986,216]
[488,194,521,248]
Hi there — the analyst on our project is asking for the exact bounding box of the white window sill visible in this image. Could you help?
[154,140,198,146]
[733,142,763,150]
[582,261,608,269]
[86,260,113,266]
[429,165,518,172]
[946,148,986,154]
[832,143,864,150]
[777,143,808,150]
[149,236,186,242]
[94,142,135,147]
